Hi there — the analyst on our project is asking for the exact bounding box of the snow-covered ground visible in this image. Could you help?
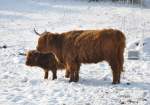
[0,0,150,105]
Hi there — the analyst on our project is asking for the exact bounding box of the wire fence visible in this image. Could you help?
[89,0,149,8]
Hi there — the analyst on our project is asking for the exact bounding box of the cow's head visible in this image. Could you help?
[34,28,58,54]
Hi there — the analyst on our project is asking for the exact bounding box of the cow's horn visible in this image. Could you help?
[34,28,40,36]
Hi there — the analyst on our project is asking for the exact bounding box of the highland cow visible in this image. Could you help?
[26,50,64,80]
[35,29,126,84]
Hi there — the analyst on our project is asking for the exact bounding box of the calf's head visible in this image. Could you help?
[26,50,39,66]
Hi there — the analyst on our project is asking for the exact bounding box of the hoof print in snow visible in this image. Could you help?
[86,103,91,105]
[103,78,107,81]
[121,101,125,104]
[0,45,7,49]
[21,77,28,83]
[105,91,109,94]
[126,82,130,85]
[127,99,137,104]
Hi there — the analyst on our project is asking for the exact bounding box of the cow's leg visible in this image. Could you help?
[44,70,49,79]
[69,67,75,82]
[66,63,74,82]
[74,63,80,82]
[109,60,121,84]
[66,62,79,82]
[118,47,125,72]
[112,48,124,83]
[52,68,57,80]
[118,54,124,72]
[69,65,75,82]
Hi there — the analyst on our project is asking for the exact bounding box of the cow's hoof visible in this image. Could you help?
[69,79,78,82]
[69,79,73,82]
[112,81,120,84]
[44,77,48,79]
[52,77,57,80]
[74,78,79,82]
[69,78,77,82]
[74,80,79,82]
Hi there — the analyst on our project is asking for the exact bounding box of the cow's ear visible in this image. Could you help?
[46,34,55,49]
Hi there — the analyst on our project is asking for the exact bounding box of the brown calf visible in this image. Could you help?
[26,50,64,80]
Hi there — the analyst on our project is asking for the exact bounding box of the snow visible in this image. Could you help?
[0,0,150,105]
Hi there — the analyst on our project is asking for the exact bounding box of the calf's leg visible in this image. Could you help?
[65,69,70,78]
[44,70,49,79]
[52,68,57,80]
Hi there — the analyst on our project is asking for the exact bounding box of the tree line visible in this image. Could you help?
[89,0,143,4]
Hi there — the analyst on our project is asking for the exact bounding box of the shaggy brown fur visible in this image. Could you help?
[26,50,64,80]
[36,29,126,84]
